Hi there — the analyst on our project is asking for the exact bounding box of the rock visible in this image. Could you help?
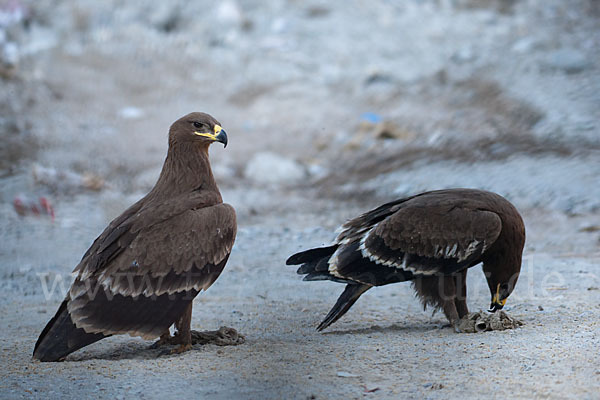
[512,37,542,54]
[542,49,590,74]
[32,164,105,192]
[1,41,18,67]
[215,1,243,26]
[451,47,476,63]
[306,163,327,180]
[364,69,394,85]
[244,152,306,185]
[270,17,288,34]
[118,106,144,120]
[147,3,181,33]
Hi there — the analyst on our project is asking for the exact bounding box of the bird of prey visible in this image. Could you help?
[287,189,525,332]
[33,112,236,361]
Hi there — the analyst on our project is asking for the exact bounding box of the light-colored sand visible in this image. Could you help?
[1,0,599,398]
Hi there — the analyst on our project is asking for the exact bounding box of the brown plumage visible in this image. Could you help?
[33,112,236,361]
[286,189,525,331]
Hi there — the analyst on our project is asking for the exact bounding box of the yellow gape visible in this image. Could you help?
[194,124,222,140]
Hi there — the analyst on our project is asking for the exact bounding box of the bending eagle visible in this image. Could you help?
[287,189,525,331]
[33,112,236,361]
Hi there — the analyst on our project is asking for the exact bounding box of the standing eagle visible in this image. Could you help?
[33,112,236,361]
[287,189,525,332]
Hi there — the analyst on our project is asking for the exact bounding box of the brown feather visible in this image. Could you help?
[288,188,525,330]
[34,112,236,360]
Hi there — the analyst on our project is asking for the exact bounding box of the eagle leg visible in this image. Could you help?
[453,270,469,319]
[168,302,193,354]
[155,302,194,355]
[439,276,460,330]
[149,330,173,349]
[413,275,461,332]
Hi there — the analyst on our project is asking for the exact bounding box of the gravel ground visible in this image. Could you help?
[1,0,599,399]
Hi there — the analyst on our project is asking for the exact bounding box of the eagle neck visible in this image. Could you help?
[151,142,221,200]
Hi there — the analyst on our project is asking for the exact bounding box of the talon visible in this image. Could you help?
[171,343,192,354]
[156,343,192,357]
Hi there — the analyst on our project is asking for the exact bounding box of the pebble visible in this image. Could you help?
[244,152,307,185]
[1,41,18,67]
[118,106,145,120]
[215,0,243,27]
[512,37,541,54]
[542,49,590,74]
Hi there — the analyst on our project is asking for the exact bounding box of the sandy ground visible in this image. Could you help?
[1,0,599,399]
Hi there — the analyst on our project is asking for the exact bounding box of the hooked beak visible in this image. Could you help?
[194,125,228,147]
[215,129,228,147]
[489,299,507,312]
[489,284,507,312]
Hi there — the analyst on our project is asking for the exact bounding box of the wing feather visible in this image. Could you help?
[360,205,501,275]
[67,200,236,336]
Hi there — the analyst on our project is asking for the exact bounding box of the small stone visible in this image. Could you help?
[512,37,541,54]
[451,47,476,63]
[1,41,19,67]
[215,1,243,26]
[244,152,307,185]
[118,106,144,120]
[270,17,288,34]
[542,49,590,74]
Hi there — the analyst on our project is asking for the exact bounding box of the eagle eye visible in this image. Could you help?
[193,121,204,129]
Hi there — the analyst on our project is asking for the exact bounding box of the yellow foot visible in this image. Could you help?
[170,343,193,354]
[156,342,192,357]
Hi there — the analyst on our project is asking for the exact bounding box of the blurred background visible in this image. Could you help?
[1,0,599,397]
[3,0,599,271]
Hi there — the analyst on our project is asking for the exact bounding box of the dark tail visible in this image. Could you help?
[286,245,338,266]
[286,245,346,282]
[317,284,370,331]
[33,299,106,362]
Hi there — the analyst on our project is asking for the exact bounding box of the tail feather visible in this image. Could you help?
[296,257,331,275]
[303,272,353,284]
[317,284,370,331]
[33,299,106,362]
[286,245,337,266]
